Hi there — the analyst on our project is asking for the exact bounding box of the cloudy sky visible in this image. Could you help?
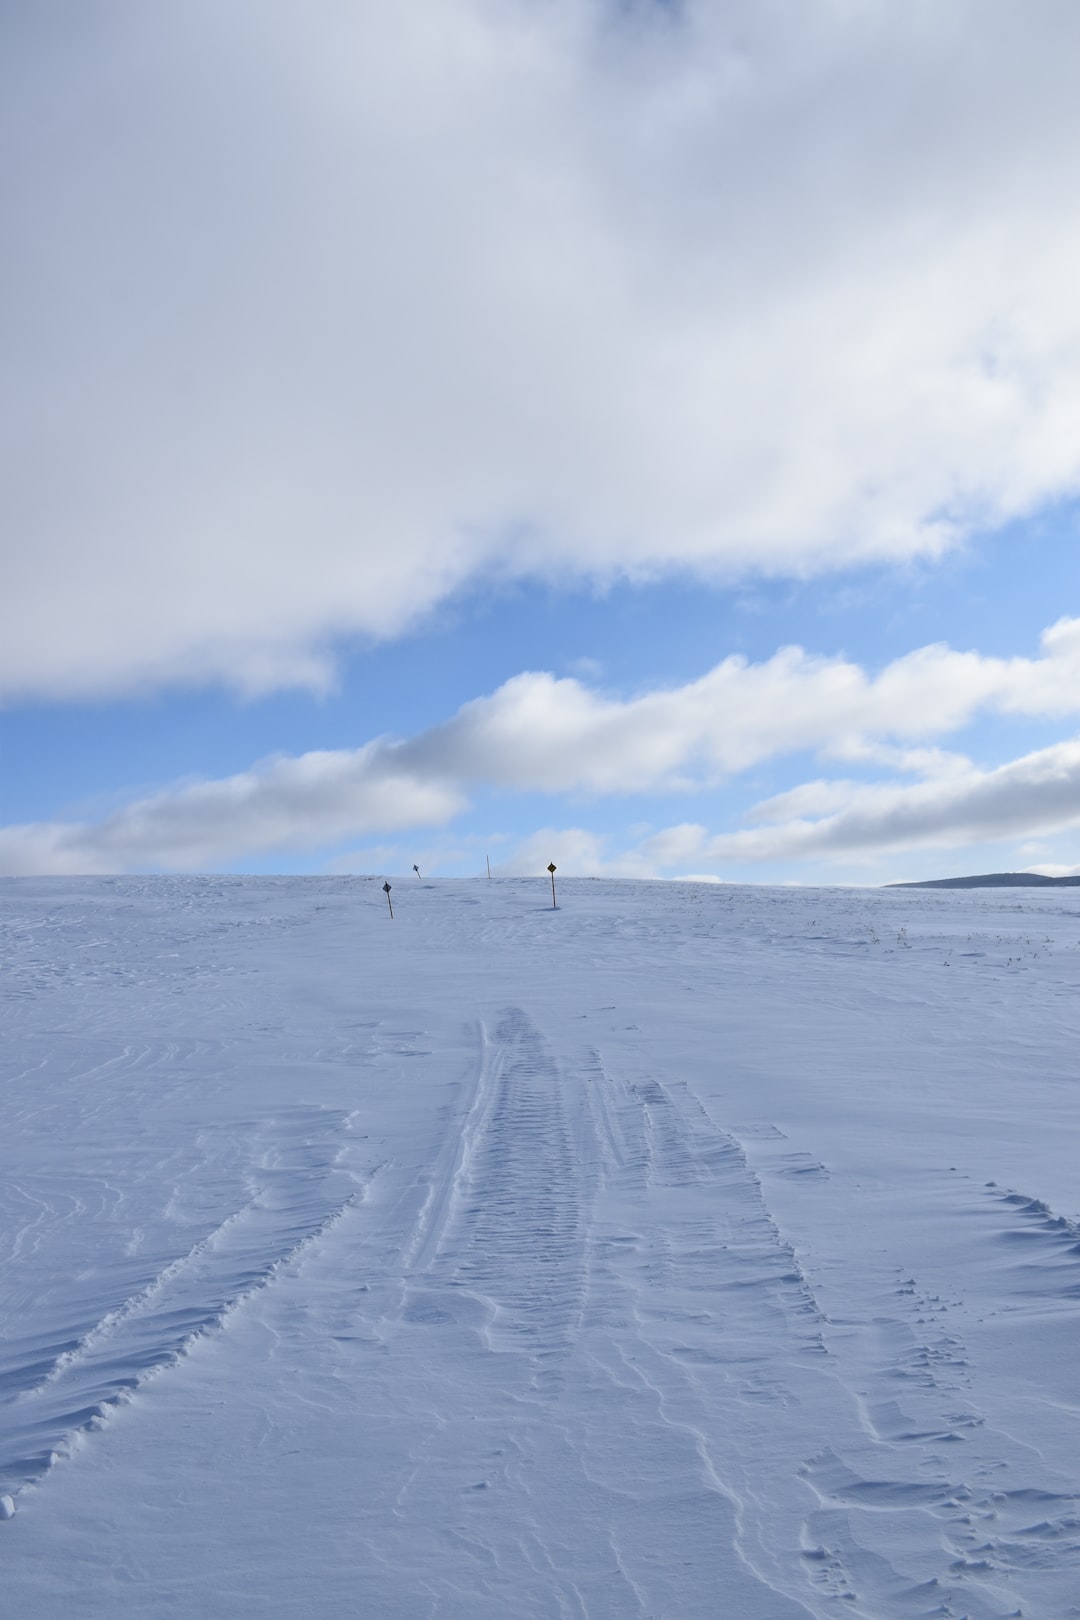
[3,0,1079,883]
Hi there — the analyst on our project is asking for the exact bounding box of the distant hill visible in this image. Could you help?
[887,872,1080,889]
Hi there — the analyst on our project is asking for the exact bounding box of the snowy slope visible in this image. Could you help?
[2,875,1079,1618]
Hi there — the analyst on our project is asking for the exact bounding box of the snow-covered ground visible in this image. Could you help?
[2,876,1079,1619]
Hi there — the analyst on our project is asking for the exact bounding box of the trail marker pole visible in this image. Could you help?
[383,881,394,919]
[548,862,557,909]
[486,855,491,880]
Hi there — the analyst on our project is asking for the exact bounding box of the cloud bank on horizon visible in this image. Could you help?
[4,620,1080,877]
[3,1,1080,881]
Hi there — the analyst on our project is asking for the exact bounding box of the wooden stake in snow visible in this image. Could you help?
[548,862,557,909]
[383,881,394,919]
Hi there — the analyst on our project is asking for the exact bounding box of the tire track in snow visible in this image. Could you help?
[426,1008,587,1366]
[572,1053,831,1615]
[363,1023,818,1616]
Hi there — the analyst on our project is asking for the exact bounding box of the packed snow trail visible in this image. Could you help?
[1,876,1079,1617]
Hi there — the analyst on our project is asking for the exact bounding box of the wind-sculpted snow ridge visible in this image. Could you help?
[0,1105,359,1497]
[1,875,1079,1617]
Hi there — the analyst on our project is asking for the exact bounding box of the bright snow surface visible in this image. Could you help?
[2,875,1079,1619]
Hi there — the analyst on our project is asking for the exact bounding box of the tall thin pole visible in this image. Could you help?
[486,855,491,880]
[383,880,394,919]
[548,862,557,909]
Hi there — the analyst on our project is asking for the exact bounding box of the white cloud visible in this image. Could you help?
[0,748,463,875]
[6,2,1080,698]
[502,745,1080,879]
[402,618,1080,791]
[495,827,653,880]
[3,620,1080,873]
[685,740,1080,866]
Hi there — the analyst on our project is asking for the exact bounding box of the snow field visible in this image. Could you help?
[1,875,1079,1617]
